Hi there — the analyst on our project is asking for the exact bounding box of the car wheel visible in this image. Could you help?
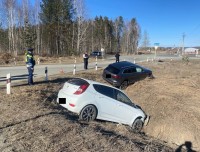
[148,73,154,79]
[132,119,144,133]
[79,105,97,122]
[120,81,128,90]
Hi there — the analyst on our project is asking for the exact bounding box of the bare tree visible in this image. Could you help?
[15,4,23,54]
[141,30,150,50]
[122,18,140,54]
[73,0,89,55]
[33,0,41,55]
[3,0,17,55]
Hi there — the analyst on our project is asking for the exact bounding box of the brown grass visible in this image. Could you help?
[1,59,200,151]
[0,54,103,66]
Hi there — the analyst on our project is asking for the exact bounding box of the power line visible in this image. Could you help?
[188,23,200,36]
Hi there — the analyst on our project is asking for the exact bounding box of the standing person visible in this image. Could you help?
[115,52,120,62]
[83,52,89,69]
[25,48,35,85]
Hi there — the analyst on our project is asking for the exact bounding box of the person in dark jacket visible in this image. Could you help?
[115,52,120,62]
[83,52,89,69]
[25,48,35,85]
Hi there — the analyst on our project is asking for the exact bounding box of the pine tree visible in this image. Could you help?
[40,0,74,55]
[22,20,37,49]
[114,16,124,52]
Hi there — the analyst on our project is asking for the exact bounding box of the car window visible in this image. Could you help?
[93,84,115,99]
[136,67,143,73]
[106,65,120,74]
[123,69,131,74]
[115,89,136,107]
[123,67,136,74]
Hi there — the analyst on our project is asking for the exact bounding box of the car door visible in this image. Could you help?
[135,67,147,80]
[123,67,138,83]
[93,84,121,123]
[113,89,138,124]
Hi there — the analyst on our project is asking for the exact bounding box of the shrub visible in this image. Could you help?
[1,53,13,64]
[182,55,189,64]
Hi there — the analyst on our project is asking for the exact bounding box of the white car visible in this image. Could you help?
[57,78,149,132]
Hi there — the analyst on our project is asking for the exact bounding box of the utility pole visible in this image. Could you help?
[182,33,185,55]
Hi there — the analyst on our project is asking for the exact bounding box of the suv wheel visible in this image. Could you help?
[120,81,128,90]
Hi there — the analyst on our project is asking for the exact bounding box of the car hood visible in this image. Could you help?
[143,67,152,73]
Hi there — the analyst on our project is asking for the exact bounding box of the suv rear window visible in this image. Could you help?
[106,65,120,74]
[67,78,89,86]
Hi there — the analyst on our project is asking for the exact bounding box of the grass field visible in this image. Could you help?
[0,59,199,152]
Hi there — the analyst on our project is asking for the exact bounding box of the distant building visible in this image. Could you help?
[183,48,199,55]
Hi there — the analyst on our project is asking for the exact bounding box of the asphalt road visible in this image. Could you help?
[0,54,188,86]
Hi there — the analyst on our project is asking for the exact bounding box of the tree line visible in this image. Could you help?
[0,0,141,56]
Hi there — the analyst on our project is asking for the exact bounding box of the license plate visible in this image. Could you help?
[59,98,66,104]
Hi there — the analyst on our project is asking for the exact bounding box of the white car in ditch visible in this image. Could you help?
[57,78,149,132]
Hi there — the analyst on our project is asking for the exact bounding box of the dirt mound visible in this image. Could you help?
[126,60,200,151]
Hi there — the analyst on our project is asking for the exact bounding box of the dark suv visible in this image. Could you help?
[90,51,102,58]
[102,61,153,89]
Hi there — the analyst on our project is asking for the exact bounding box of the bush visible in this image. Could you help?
[1,53,13,64]
[182,55,189,64]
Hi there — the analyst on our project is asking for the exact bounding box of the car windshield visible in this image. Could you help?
[106,65,120,74]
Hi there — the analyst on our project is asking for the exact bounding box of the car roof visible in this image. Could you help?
[70,77,125,92]
[92,51,101,53]
[109,61,140,69]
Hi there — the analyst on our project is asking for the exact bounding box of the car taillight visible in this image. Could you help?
[112,75,120,79]
[74,84,89,95]
[69,103,75,107]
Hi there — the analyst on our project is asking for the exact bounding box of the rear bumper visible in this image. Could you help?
[57,90,82,114]
[102,76,120,87]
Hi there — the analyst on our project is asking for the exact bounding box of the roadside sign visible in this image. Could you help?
[154,43,159,59]
[154,43,159,50]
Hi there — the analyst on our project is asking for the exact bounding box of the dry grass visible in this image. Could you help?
[1,59,200,151]
[0,54,104,66]
[126,60,200,151]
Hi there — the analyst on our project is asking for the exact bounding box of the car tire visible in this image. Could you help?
[132,118,144,133]
[120,81,128,90]
[148,73,154,79]
[79,105,97,122]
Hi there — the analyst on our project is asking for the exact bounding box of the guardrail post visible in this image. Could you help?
[13,58,16,65]
[6,73,11,94]
[45,67,48,81]
[95,56,98,70]
[37,58,40,65]
[73,58,76,75]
